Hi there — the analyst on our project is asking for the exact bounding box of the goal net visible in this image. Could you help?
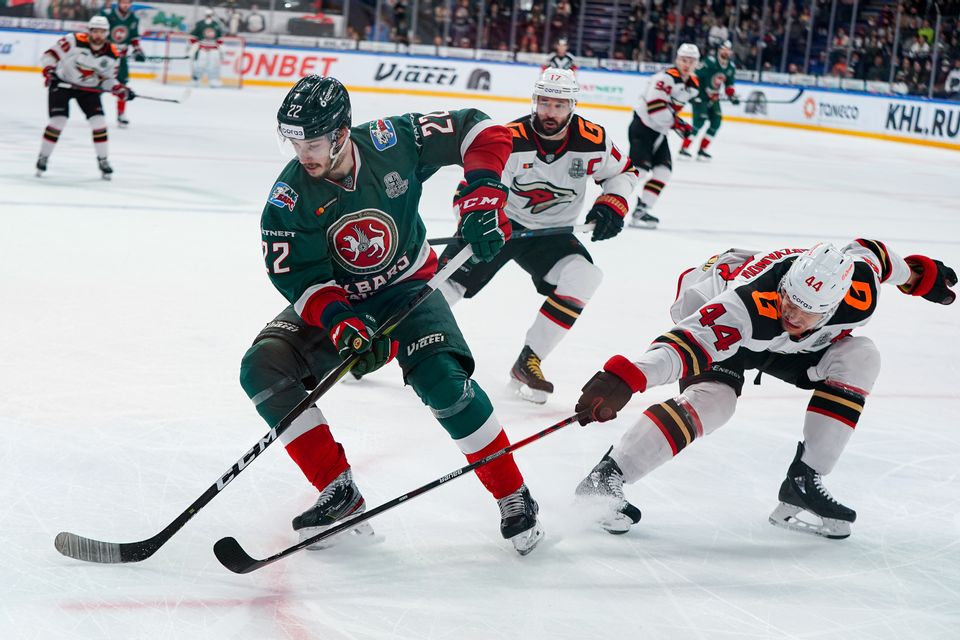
[157,32,246,89]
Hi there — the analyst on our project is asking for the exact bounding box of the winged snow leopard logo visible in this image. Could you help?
[510,179,577,215]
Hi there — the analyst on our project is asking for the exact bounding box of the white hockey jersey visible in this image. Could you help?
[635,67,700,133]
[501,114,639,229]
[545,53,577,71]
[629,240,913,388]
[41,33,120,91]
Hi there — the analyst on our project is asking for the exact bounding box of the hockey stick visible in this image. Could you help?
[55,82,182,103]
[139,55,191,61]
[428,223,595,246]
[214,412,585,574]
[54,244,476,564]
[726,88,806,104]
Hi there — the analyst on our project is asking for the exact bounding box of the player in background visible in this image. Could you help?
[679,40,738,162]
[101,0,144,128]
[545,37,577,72]
[36,16,132,180]
[438,68,639,404]
[190,8,224,87]
[573,241,956,539]
[240,76,545,556]
[627,43,700,229]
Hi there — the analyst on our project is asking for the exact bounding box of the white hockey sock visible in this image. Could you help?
[526,256,601,359]
[40,116,67,157]
[89,115,108,157]
[640,165,672,209]
[524,307,569,359]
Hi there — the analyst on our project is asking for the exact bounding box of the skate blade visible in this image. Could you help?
[509,521,544,556]
[768,502,851,540]
[101,174,112,181]
[36,171,44,178]
[696,156,712,162]
[628,219,658,230]
[574,493,637,534]
[678,154,692,161]
[299,521,375,550]
[508,379,549,405]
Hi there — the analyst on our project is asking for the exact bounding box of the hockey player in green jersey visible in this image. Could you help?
[190,9,224,87]
[680,40,739,161]
[101,0,144,127]
[240,75,545,555]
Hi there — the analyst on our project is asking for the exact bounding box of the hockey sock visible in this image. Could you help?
[40,116,67,157]
[465,429,523,499]
[700,136,712,151]
[640,165,671,209]
[118,98,126,116]
[525,293,583,359]
[801,382,863,474]
[681,136,693,151]
[89,114,108,157]
[282,406,350,492]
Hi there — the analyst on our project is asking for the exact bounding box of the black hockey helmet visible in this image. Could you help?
[277,75,352,142]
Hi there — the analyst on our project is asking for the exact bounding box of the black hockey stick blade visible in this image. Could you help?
[428,223,594,246]
[214,413,584,574]
[55,245,476,565]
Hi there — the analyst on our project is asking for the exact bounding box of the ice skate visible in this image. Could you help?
[36,155,48,177]
[498,483,544,555]
[97,156,113,180]
[575,447,642,534]
[678,147,693,160]
[292,468,374,550]
[697,149,712,162]
[509,346,553,404]
[629,201,659,229]
[117,114,129,129]
[769,442,856,540]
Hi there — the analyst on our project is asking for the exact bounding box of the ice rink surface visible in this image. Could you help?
[2,70,959,639]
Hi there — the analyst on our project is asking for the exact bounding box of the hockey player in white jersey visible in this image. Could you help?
[573,240,955,538]
[439,68,639,404]
[36,16,132,179]
[628,42,700,229]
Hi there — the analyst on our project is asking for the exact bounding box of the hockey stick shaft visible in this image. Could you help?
[55,81,181,103]
[428,223,595,246]
[54,244,475,564]
[214,412,585,574]
[724,88,805,104]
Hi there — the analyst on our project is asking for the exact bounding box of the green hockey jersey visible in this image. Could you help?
[696,55,736,101]
[260,109,504,326]
[191,19,224,46]
[101,6,140,53]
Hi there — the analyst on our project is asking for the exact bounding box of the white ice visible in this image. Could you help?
[2,71,959,640]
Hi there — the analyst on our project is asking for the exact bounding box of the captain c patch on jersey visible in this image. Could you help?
[510,179,577,215]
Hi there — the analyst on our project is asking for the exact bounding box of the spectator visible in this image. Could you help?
[945,58,960,98]
[393,0,410,44]
[450,0,474,47]
[865,54,887,81]
[226,8,242,36]
[908,34,931,59]
[246,4,266,33]
[518,23,539,53]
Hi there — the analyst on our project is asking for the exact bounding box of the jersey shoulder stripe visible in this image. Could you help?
[829,261,878,325]
[567,115,607,152]
[733,259,792,341]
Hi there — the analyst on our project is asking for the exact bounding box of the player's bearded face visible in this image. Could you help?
[290,133,341,178]
[119,0,131,12]
[779,292,824,336]
[88,28,108,47]
[718,49,730,64]
[534,96,573,136]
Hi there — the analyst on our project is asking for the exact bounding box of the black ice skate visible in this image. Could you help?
[629,201,659,229]
[769,442,856,540]
[36,155,48,177]
[678,147,693,160]
[97,156,113,180]
[575,447,642,534]
[696,149,713,162]
[498,483,544,555]
[509,346,554,404]
[117,115,130,128]
[292,468,373,550]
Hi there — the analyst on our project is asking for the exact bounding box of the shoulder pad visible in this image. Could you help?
[688,75,701,88]
[76,32,89,43]
[665,67,682,80]
[568,115,607,150]
[830,262,878,324]
[109,44,120,57]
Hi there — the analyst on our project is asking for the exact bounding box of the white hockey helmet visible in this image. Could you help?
[780,243,855,316]
[87,15,110,31]
[677,42,701,61]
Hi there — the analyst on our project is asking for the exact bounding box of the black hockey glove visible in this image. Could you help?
[133,47,147,63]
[575,356,647,425]
[585,195,628,241]
[329,312,398,377]
[455,178,510,263]
[725,87,740,105]
[899,255,957,305]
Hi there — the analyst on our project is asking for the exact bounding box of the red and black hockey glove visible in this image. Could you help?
[43,65,58,87]
[725,86,740,105]
[329,312,398,377]
[111,83,130,100]
[898,255,957,305]
[455,177,510,263]
[673,114,693,138]
[575,355,648,425]
[585,194,629,242]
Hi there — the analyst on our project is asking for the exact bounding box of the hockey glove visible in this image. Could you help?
[585,195,629,241]
[725,86,740,105]
[111,84,130,100]
[329,312,398,377]
[898,255,957,305]
[133,47,147,63]
[455,178,511,263]
[575,355,647,425]
[43,65,58,87]
[673,115,693,138]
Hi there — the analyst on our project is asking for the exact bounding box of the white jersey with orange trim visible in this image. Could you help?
[628,240,913,389]
[501,114,639,229]
[41,33,120,91]
[635,67,700,133]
